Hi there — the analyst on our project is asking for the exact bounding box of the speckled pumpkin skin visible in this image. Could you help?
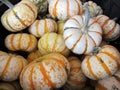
[81,45,120,80]
[5,33,38,52]
[48,0,83,20]
[0,51,28,81]
[1,0,38,32]
[20,53,70,90]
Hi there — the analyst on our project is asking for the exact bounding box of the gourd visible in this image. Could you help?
[63,4,102,54]
[29,18,57,38]
[83,1,103,17]
[81,45,120,80]
[96,15,120,41]
[62,56,87,90]
[20,53,70,90]
[57,20,65,34]
[38,32,70,57]
[0,51,28,81]
[1,0,38,32]
[96,69,120,90]
[48,0,83,20]
[5,33,37,52]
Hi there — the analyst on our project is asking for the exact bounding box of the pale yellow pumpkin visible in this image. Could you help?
[48,0,83,20]
[0,51,28,81]
[81,45,120,80]
[1,0,38,32]
[96,15,120,41]
[20,53,70,90]
[38,32,70,57]
[57,20,65,34]
[29,18,57,38]
[5,33,37,52]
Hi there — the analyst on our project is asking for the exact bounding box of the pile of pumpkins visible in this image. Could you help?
[0,0,120,90]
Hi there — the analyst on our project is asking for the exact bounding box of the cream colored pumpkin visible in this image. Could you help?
[81,45,120,80]
[1,0,38,32]
[83,1,103,18]
[29,18,57,38]
[38,32,70,57]
[20,53,70,90]
[0,51,28,81]
[57,20,65,34]
[27,50,42,63]
[96,15,120,41]
[96,69,120,90]
[48,0,83,20]
[5,33,37,52]
[0,81,22,90]
[62,56,87,90]
[63,14,102,54]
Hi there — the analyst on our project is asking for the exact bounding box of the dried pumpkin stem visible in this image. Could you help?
[92,47,101,55]
[0,0,14,9]
[83,3,90,33]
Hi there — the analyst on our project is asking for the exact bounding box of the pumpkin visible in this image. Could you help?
[48,0,83,20]
[63,5,102,55]
[0,81,22,90]
[81,45,120,80]
[5,33,37,52]
[83,1,103,18]
[62,56,87,90]
[20,53,70,90]
[95,69,120,90]
[95,15,120,41]
[1,0,37,32]
[0,51,28,81]
[29,18,57,38]
[27,50,42,63]
[38,32,70,57]
[57,20,65,34]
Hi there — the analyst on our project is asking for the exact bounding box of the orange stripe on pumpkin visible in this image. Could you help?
[36,20,40,36]
[17,34,22,50]
[0,56,12,79]
[52,0,59,17]
[101,19,109,28]
[66,0,70,18]
[52,35,58,52]
[96,56,111,76]
[10,34,16,50]
[44,19,48,33]
[25,35,32,51]
[83,37,88,54]
[86,56,98,79]
[75,0,81,15]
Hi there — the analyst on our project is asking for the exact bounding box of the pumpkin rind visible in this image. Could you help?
[81,45,120,80]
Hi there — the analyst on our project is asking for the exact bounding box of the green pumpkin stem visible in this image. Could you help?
[83,3,90,33]
[0,0,14,9]
[92,47,101,55]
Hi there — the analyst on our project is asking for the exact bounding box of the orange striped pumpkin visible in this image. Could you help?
[63,15,102,54]
[83,1,103,18]
[20,53,70,90]
[5,33,37,52]
[96,15,120,41]
[0,51,28,81]
[38,32,70,57]
[48,0,83,20]
[27,50,42,63]
[96,69,120,90]
[62,56,87,90]
[81,45,120,80]
[1,0,37,32]
[29,18,57,38]
[0,81,22,90]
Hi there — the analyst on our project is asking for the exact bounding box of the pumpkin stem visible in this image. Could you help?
[83,3,90,33]
[0,0,14,9]
[92,47,101,55]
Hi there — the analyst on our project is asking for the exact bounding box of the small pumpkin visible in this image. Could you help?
[0,81,22,90]
[29,18,57,38]
[83,1,103,17]
[63,5,102,54]
[81,45,120,80]
[0,51,28,81]
[20,53,70,90]
[5,33,37,52]
[95,69,120,90]
[62,56,87,90]
[38,32,70,57]
[1,0,38,32]
[96,15,120,41]
[48,0,83,20]
[57,20,66,34]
